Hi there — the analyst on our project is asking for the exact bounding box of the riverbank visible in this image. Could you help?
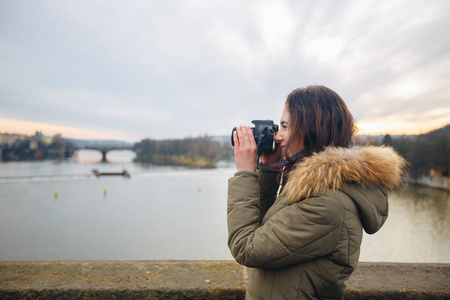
[1,261,448,299]
[134,154,217,168]
[404,174,450,192]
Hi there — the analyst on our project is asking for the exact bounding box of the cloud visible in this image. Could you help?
[1,0,449,141]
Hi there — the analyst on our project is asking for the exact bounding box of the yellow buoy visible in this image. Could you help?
[54,190,58,197]
[198,186,202,192]
[103,187,107,196]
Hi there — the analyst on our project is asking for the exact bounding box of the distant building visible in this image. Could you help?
[29,140,38,150]
[352,135,382,146]
[41,136,53,145]
[431,168,449,177]
[0,133,28,146]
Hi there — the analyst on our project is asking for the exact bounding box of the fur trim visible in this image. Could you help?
[281,146,407,204]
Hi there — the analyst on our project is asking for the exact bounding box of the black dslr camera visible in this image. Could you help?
[231,120,279,155]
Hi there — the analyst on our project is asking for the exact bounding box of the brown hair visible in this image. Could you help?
[280,86,357,184]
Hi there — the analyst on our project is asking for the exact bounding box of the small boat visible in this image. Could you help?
[92,169,131,178]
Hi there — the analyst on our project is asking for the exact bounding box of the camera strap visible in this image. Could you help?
[257,149,309,169]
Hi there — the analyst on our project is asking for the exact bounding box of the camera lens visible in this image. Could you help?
[231,127,236,146]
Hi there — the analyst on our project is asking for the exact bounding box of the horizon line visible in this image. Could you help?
[1,126,448,144]
[1,117,448,143]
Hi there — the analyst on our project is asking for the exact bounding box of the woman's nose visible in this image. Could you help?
[274,131,282,142]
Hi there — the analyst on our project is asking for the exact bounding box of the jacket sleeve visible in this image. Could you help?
[228,172,344,270]
[257,166,280,220]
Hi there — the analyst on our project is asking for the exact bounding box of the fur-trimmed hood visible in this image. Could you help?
[281,146,407,204]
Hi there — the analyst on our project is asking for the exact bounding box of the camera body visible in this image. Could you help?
[231,120,279,155]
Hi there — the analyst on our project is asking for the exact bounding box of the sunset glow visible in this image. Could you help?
[0,117,136,141]
[1,117,448,141]
[356,121,449,136]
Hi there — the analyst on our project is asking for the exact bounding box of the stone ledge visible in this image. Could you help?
[0,261,448,299]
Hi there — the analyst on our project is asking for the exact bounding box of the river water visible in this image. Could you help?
[0,150,449,263]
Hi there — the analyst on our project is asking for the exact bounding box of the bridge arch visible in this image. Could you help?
[80,146,135,163]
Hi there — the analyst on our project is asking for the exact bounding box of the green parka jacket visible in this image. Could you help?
[227,146,406,299]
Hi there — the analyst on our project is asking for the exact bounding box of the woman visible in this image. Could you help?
[228,85,406,299]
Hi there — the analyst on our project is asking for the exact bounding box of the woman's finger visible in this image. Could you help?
[245,126,256,147]
[240,125,250,145]
[237,126,245,146]
[233,130,239,147]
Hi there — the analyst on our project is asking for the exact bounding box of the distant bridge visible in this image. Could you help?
[81,146,134,163]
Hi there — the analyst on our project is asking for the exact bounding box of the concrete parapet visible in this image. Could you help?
[0,261,448,299]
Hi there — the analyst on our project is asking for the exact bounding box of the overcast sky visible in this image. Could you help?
[1,0,449,142]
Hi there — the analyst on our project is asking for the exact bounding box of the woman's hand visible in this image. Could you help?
[260,143,283,165]
[233,126,258,172]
